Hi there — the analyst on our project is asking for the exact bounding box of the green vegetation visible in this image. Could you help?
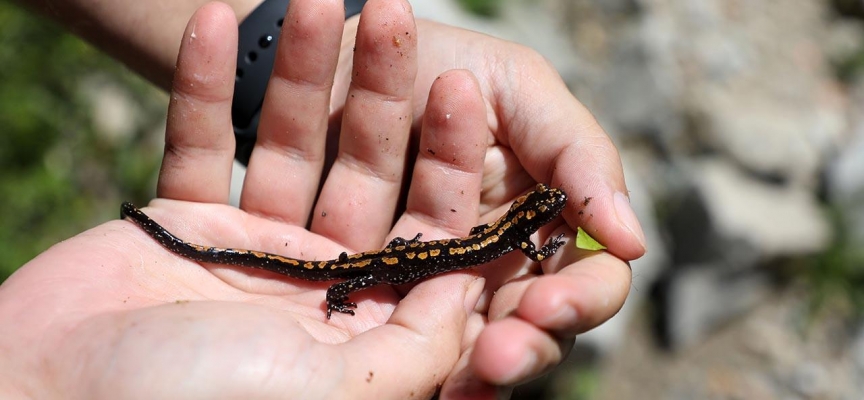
[795,204,864,319]
[806,6,864,314]
[552,364,600,400]
[0,3,164,281]
[575,227,607,251]
[457,0,502,18]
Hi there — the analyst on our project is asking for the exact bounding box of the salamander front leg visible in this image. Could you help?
[325,274,381,319]
[516,233,566,262]
[469,223,492,235]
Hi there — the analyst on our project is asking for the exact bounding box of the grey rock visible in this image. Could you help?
[786,362,830,398]
[852,327,864,395]
[659,264,772,349]
[827,120,864,246]
[691,158,830,257]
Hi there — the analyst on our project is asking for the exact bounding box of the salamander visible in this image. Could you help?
[121,183,568,318]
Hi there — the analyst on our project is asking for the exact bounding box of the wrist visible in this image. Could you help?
[13,0,265,90]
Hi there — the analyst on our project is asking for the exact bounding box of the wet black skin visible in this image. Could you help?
[121,183,568,318]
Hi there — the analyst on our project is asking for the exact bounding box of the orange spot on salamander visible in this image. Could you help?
[267,254,300,266]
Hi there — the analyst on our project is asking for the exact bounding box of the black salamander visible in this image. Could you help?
[121,183,568,318]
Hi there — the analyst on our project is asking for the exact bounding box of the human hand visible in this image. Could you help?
[240,1,645,395]
[328,2,646,397]
[0,0,644,398]
[0,1,487,398]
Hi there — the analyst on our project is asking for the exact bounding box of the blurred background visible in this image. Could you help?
[0,1,166,280]
[2,0,864,398]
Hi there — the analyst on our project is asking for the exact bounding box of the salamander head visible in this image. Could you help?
[506,183,568,233]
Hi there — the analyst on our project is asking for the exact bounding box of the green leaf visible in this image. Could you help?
[576,227,607,251]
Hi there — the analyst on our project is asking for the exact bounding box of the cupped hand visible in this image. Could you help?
[0,0,644,398]
[333,2,645,397]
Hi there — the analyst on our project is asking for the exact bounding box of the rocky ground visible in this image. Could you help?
[595,287,864,400]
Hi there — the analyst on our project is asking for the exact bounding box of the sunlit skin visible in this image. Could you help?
[0,0,643,398]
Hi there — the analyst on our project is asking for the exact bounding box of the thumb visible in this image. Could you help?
[340,273,482,398]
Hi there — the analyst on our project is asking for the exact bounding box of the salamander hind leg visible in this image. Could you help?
[517,233,566,262]
[325,274,381,319]
[385,233,423,249]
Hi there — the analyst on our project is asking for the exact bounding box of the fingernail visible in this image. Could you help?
[501,350,537,384]
[614,191,647,251]
[539,304,579,330]
[464,277,486,314]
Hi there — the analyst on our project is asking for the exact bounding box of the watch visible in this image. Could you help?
[232,0,367,165]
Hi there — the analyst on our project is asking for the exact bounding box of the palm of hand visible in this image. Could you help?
[2,200,476,398]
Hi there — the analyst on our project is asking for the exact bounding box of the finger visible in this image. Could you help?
[339,273,480,399]
[328,70,488,323]
[400,69,489,237]
[470,317,574,385]
[377,69,488,307]
[494,50,647,261]
[240,0,344,223]
[519,250,632,335]
[485,239,632,336]
[339,71,488,396]
[157,3,237,203]
[438,349,510,400]
[311,0,417,251]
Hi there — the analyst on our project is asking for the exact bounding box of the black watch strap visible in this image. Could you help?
[232,0,367,165]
